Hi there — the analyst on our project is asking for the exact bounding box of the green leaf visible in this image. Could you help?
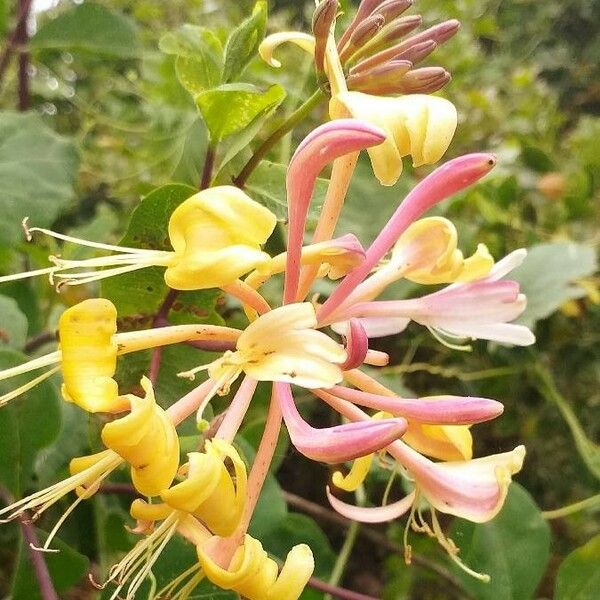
[101,184,224,405]
[0,349,61,495]
[260,513,336,580]
[449,483,550,600]
[31,2,140,58]
[196,83,286,142]
[170,119,209,186]
[511,242,598,327]
[555,534,600,600]
[246,160,329,223]
[0,0,7,36]
[11,531,89,599]
[520,142,556,173]
[0,295,28,350]
[0,112,79,247]
[222,1,267,83]
[159,25,223,94]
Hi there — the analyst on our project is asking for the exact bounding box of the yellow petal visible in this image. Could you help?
[161,440,247,536]
[59,299,124,413]
[266,544,314,600]
[166,186,276,289]
[101,377,179,496]
[404,423,473,461]
[259,32,315,68]
[332,453,374,492]
[330,92,457,186]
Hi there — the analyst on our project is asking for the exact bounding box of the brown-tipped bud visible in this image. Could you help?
[338,0,387,50]
[351,19,460,72]
[391,39,437,64]
[375,0,414,23]
[347,59,413,92]
[348,15,423,73]
[313,0,338,85]
[380,14,422,42]
[396,67,451,94]
[339,14,385,62]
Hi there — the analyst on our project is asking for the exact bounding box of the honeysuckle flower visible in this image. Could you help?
[330,92,457,186]
[321,393,525,579]
[318,152,498,323]
[343,249,536,345]
[97,440,247,599]
[178,304,348,421]
[378,216,494,287]
[164,186,276,290]
[198,534,314,600]
[275,381,407,463]
[101,376,180,497]
[160,440,247,537]
[0,298,241,411]
[0,186,276,291]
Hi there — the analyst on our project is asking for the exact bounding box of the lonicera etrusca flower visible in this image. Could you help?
[0,186,277,291]
[101,376,180,497]
[99,439,248,600]
[259,0,459,185]
[0,376,178,549]
[0,298,241,412]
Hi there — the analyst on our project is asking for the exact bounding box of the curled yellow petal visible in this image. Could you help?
[161,439,247,536]
[330,92,457,186]
[332,453,374,492]
[165,186,277,290]
[59,299,126,413]
[331,411,389,492]
[404,423,473,461]
[101,377,179,496]
[266,543,314,600]
[198,535,314,600]
[259,32,315,68]
[391,217,494,285]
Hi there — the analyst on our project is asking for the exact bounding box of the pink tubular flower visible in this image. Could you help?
[316,386,504,425]
[318,152,498,323]
[342,249,535,345]
[284,119,385,303]
[274,382,407,463]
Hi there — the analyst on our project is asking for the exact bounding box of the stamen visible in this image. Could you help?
[154,563,204,600]
[0,266,58,284]
[427,326,473,352]
[0,366,60,407]
[52,260,167,288]
[430,509,490,582]
[403,489,421,565]
[0,352,60,382]
[24,221,157,255]
[106,513,179,600]
[0,452,122,523]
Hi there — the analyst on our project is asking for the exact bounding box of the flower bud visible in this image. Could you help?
[312,0,338,81]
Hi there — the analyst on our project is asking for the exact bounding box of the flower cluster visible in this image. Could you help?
[0,1,535,598]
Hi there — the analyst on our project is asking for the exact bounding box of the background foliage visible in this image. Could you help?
[0,0,598,598]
